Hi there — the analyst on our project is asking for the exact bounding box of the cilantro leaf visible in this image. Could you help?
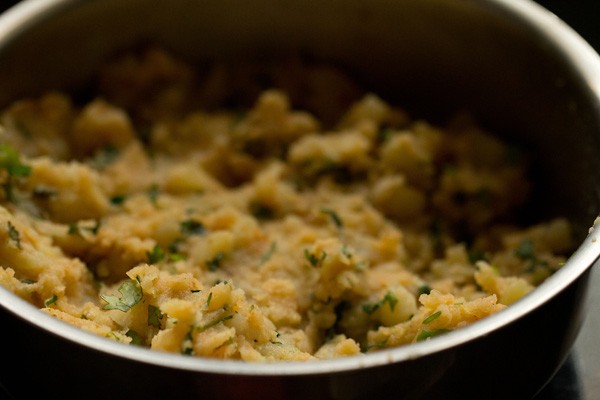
[422,310,442,325]
[148,304,163,328]
[206,251,225,271]
[7,221,22,249]
[101,279,143,312]
[362,291,398,315]
[147,244,165,264]
[180,219,205,236]
[416,328,450,342]
[321,208,343,228]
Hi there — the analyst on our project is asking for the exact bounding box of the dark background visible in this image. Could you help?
[0,0,598,51]
[0,1,598,399]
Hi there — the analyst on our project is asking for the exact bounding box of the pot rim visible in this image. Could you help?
[1,0,600,376]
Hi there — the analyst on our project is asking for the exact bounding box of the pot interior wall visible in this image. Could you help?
[0,0,599,238]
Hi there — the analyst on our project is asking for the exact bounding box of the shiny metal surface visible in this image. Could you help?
[1,0,600,399]
[572,265,600,399]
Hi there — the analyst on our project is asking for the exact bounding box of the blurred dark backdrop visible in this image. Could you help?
[1,0,598,51]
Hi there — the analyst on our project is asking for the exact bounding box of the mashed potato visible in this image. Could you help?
[0,47,573,361]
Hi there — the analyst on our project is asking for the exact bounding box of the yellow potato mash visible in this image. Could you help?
[0,47,573,361]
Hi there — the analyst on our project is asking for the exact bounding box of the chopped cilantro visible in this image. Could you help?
[376,127,394,143]
[126,330,143,346]
[68,223,81,236]
[416,329,450,342]
[147,304,163,328]
[83,220,101,235]
[515,239,535,260]
[364,341,388,351]
[181,328,194,355]
[147,244,165,264]
[259,242,277,265]
[514,239,548,272]
[206,251,225,271]
[168,239,182,254]
[0,143,31,177]
[7,221,22,249]
[468,249,487,264]
[90,145,119,169]
[341,244,352,259]
[321,208,343,228]
[198,314,234,331]
[182,345,194,355]
[101,279,143,312]
[304,249,326,267]
[362,291,398,315]
[110,194,127,205]
[417,285,431,296]
[180,219,205,236]
[147,184,160,205]
[44,294,58,307]
[422,310,442,324]
[169,253,185,261]
[0,143,31,202]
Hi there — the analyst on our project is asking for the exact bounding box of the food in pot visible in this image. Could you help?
[0,47,573,361]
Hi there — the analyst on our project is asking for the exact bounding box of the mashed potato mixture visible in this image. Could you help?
[0,47,572,361]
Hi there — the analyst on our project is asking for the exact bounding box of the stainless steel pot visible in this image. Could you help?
[1,0,600,399]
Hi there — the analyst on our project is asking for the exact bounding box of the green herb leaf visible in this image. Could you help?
[468,249,487,264]
[417,284,431,296]
[321,208,343,228]
[90,145,119,169]
[0,143,31,177]
[67,223,80,236]
[110,194,127,205]
[82,220,101,235]
[376,127,393,143]
[364,341,388,351]
[515,239,535,260]
[304,249,326,267]
[7,221,22,249]
[101,279,143,312]
[147,184,160,205]
[206,251,225,271]
[416,329,450,342]
[44,294,58,307]
[126,330,143,346]
[259,242,277,265]
[341,244,352,259]
[422,310,442,325]
[147,244,165,264]
[0,143,31,202]
[147,304,163,328]
[198,314,234,332]
[362,291,398,315]
[180,219,205,236]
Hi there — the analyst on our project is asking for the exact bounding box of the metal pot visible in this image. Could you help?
[1,0,600,399]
